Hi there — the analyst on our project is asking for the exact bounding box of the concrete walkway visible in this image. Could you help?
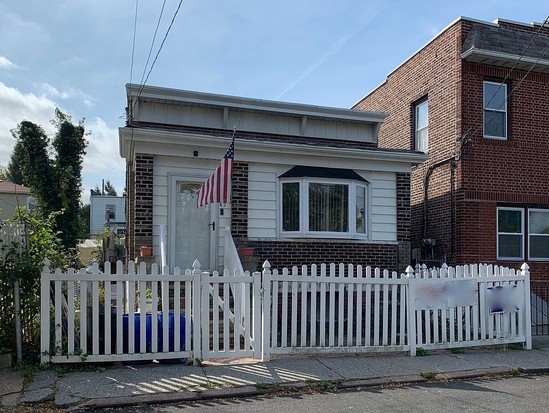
[3,336,549,411]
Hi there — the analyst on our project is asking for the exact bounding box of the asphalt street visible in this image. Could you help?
[83,373,549,413]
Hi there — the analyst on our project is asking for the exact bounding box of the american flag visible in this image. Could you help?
[197,139,234,208]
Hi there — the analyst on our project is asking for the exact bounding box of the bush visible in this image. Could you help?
[0,208,74,363]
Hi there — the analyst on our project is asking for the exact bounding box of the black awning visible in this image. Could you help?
[278,166,368,182]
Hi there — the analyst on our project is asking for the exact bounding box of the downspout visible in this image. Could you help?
[422,156,455,240]
[422,136,470,263]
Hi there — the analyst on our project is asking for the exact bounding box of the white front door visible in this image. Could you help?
[174,182,216,270]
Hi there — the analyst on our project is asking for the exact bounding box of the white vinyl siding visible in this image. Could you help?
[248,164,277,238]
[89,196,126,234]
[370,172,397,242]
[137,101,377,144]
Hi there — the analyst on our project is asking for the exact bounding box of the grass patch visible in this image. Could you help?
[449,347,465,354]
[506,343,523,350]
[509,368,522,377]
[420,371,437,381]
[416,347,428,356]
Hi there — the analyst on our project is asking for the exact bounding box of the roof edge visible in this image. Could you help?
[127,84,387,124]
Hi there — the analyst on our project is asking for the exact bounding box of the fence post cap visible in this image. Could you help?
[521,262,530,271]
[192,259,201,270]
[405,265,414,278]
[262,260,271,269]
[42,257,50,269]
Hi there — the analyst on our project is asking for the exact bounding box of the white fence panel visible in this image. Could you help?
[261,261,409,361]
[41,257,531,364]
[200,270,261,360]
[40,259,199,364]
[407,263,531,356]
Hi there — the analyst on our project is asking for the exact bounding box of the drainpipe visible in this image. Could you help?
[422,136,470,264]
[422,156,455,241]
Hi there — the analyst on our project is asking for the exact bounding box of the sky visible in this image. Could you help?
[0,0,547,204]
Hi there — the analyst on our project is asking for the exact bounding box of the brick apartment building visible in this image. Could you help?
[354,16,549,278]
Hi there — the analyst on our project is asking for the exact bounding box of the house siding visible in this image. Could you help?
[90,196,126,234]
[121,85,423,274]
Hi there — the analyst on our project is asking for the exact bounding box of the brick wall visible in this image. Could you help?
[231,161,249,246]
[354,17,549,278]
[127,154,154,260]
[396,172,411,271]
[355,20,464,263]
[248,240,399,273]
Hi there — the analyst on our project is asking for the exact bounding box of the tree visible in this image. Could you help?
[104,180,117,196]
[91,180,117,196]
[6,142,25,185]
[0,207,68,361]
[11,109,88,249]
[79,204,91,239]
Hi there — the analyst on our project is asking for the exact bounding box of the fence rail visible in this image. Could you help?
[40,260,532,364]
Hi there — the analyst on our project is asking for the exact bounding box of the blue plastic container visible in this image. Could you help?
[122,313,153,353]
[158,312,186,352]
[122,312,185,354]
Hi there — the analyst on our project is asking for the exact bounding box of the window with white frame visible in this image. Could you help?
[414,99,428,152]
[497,207,549,261]
[497,207,523,260]
[281,179,368,238]
[105,204,116,221]
[529,209,549,260]
[484,81,507,139]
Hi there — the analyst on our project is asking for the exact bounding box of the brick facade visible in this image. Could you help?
[247,240,398,272]
[355,17,549,278]
[126,154,154,260]
[230,161,249,245]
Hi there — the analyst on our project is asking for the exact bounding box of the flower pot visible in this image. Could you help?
[238,247,254,257]
[139,246,152,257]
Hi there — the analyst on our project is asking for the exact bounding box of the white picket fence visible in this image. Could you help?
[40,260,532,364]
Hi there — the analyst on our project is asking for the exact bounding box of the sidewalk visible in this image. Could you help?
[3,336,549,411]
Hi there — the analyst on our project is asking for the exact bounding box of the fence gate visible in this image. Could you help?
[199,271,262,360]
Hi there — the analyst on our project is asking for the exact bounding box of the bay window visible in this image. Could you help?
[281,178,368,238]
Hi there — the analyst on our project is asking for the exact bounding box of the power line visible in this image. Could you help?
[132,0,185,114]
[138,0,167,87]
[129,0,140,85]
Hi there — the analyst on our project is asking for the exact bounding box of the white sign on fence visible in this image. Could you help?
[411,279,477,310]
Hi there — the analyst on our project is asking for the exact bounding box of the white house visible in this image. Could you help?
[0,180,30,219]
[89,194,126,235]
[119,84,426,272]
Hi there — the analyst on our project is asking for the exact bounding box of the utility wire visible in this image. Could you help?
[133,0,185,109]
[138,0,167,87]
[129,0,140,86]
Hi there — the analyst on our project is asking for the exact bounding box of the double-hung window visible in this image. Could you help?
[484,81,507,139]
[497,207,523,260]
[281,172,368,238]
[528,209,549,260]
[497,207,549,261]
[414,99,428,153]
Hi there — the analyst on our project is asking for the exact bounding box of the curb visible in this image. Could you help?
[65,368,525,412]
